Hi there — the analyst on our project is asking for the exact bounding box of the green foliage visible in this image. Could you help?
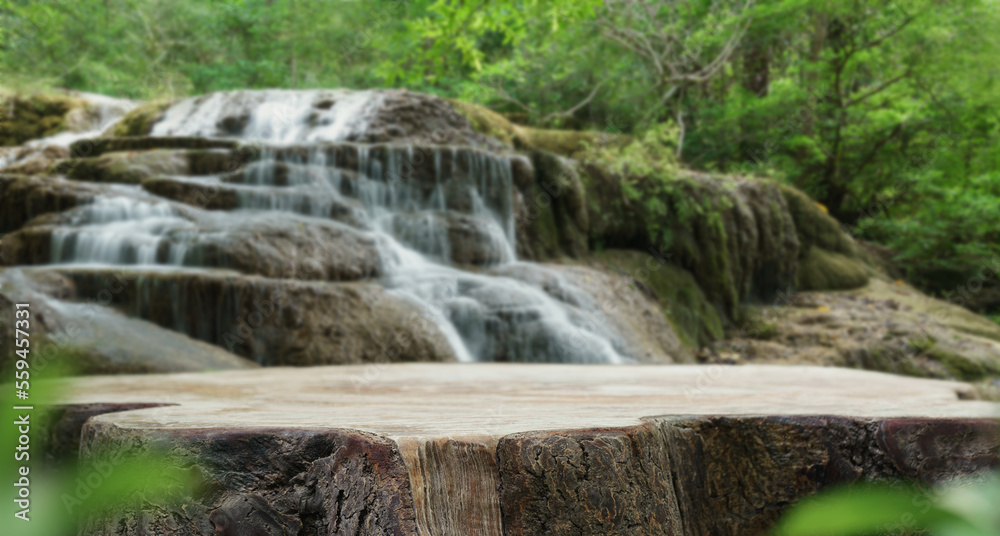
[596,122,682,178]
[0,0,409,98]
[1,353,194,535]
[587,123,695,249]
[857,169,1000,293]
[384,0,599,82]
[773,472,1000,536]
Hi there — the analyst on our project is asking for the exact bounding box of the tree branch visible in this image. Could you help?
[853,121,905,177]
[540,80,607,123]
[844,70,909,108]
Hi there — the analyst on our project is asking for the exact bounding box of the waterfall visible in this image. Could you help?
[50,197,193,265]
[151,89,384,143]
[43,89,630,364]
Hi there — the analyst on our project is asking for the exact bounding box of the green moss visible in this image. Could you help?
[754,322,781,341]
[522,200,562,259]
[449,99,517,147]
[111,99,174,137]
[856,344,930,378]
[926,346,995,381]
[796,246,869,291]
[575,128,803,321]
[778,183,856,257]
[907,334,937,353]
[58,151,188,184]
[738,306,786,341]
[532,151,588,232]
[451,99,628,157]
[576,157,804,323]
[576,160,644,247]
[592,249,724,348]
[0,92,84,146]
[517,127,617,157]
[519,151,590,259]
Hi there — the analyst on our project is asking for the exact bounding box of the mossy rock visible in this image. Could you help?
[861,278,1000,344]
[111,99,174,137]
[56,150,190,184]
[450,99,628,157]
[68,135,239,158]
[457,98,861,323]
[517,194,563,260]
[591,249,724,348]
[576,160,646,249]
[778,183,856,258]
[517,128,618,158]
[912,337,1000,382]
[0,92,85,146]
[0,173,100,234]
[925,346,995,381]
[517,151,590,259]
[742,317,781,341]
[796,246,869,291]
[450,99,518,147]
[579,166,800,322]
[846,343,931,378]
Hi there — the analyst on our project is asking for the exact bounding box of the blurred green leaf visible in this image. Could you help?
[774,473,1000,536]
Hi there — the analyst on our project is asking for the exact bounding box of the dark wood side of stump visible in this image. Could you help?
[496,416,1000,536]
[66,413,998,536]
[37,403,168,464]
[77,424,421,536]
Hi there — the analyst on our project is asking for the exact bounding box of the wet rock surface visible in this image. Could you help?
[542,261,692,363]
[576,164,809,320]
[0,173,102,233]
[144,88,504,149]
[0,268,256,374]
[56,267,458,365]
[2,204,382,281]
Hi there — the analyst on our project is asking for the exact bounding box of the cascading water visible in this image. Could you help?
[51,197,193,265]
[41,90,630,364]
[151,89,385,143]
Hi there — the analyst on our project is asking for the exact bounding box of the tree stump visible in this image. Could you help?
[53,364,999,535]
